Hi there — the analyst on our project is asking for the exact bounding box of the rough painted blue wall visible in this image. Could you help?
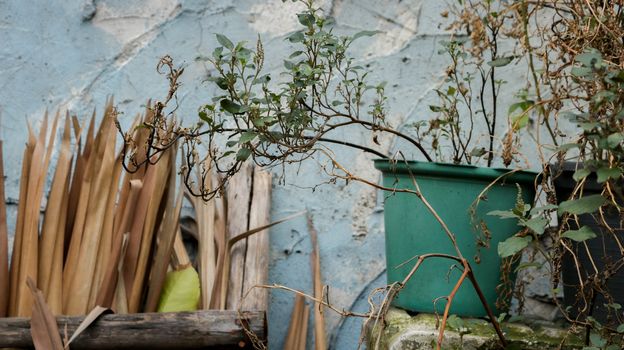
[0,1,550,348]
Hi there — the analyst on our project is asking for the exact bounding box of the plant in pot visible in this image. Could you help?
[118,0,542,347]
[549,49,624,329]
[455,0,624,345]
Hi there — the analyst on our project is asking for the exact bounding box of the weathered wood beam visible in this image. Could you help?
[0,310,266,349]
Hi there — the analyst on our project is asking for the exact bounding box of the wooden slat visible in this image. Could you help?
[0,141,8,317]
[242,170,271,311]
[193,164,216,310]
[0,310,266,349]
[308,215,327,350]
[209,191,227,310]
[225,164,252,310]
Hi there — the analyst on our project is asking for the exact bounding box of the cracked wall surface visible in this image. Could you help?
[0,0,549,348]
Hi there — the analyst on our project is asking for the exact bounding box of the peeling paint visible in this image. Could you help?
[91,0,180,44]
[246,0,333,37]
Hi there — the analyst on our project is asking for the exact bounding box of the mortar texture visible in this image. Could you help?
[0,0,551,348]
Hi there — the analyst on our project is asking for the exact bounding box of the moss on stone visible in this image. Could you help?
[366,308,586,349]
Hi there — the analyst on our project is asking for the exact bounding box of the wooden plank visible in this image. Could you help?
[225,164,252,310]
[0,310,266,349]
[308,215,327,350]
[209,190,227,310]
[0,141,8,317]
[193,164,216,310]
[242,170,271,311]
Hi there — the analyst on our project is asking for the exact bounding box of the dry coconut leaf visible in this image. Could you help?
[27,278,63,350]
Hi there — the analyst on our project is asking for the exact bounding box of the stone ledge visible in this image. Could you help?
[367,308,585,349]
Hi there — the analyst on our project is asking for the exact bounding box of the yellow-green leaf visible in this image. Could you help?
[157,266,200,312]
[562,226,597,242]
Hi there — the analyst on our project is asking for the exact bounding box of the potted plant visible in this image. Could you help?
[549,49,624,326]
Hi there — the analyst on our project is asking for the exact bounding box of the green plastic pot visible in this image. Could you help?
[374,160,537,317]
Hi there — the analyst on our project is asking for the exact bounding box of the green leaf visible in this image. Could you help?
[562,226,597,242]
[558,194,606,215]
[446,315,465,331]
[239,131,258,144]
[487,210,519,219]
[617,323,624,333]
[352,30,381,41]
[236,147,252,161]
[573,168,591,181]
[299,63,313,76]
[215,34,234,50]
[469,147,487,157]
[220,99,248,114]
[157,266,200,312]
[212,46,224,60]
[287,31,305,43]
[289,50,304,58]
[571,67,592,77]
[589,333,606,347]
[596,167,621,183]
[253,74,271,85]
[297,13,315,26]
[284,60,295,70]
[498,236,532,258]
[575,50,602,68]
[508,100,534,115]
[511,113,529,130]
[487,56,513,67]
[607,132,624,148]
[522,217,548,235]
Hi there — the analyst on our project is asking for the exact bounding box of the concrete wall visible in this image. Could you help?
[0,0,549,348]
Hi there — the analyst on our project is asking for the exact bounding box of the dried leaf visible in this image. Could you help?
[27,278,63,350]
[64,306,111,348]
